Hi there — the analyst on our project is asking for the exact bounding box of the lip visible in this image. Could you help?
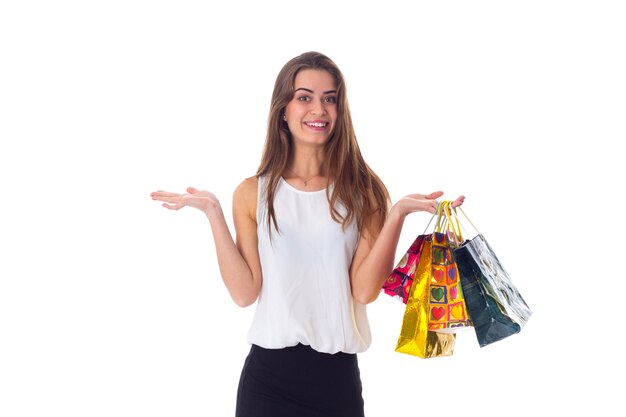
[304,120,330,130]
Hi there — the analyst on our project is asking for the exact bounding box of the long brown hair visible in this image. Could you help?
[257,51,389,237]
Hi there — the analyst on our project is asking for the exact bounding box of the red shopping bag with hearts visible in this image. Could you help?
[382,235,426,303]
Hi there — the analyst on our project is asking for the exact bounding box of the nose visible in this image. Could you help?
[310,99,327,115]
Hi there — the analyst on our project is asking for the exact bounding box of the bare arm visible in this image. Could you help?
[150,179,262,307]
[350,191,465,304]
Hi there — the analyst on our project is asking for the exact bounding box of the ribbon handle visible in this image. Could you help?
[453,206,481,237]
[421,201,464,247]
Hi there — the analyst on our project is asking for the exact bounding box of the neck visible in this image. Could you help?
[288,147,325,178]
[284,151,327,188]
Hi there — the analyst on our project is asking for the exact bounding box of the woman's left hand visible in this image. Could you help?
[391,191,465,218]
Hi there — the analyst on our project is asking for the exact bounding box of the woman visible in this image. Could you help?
[151,51,464,417]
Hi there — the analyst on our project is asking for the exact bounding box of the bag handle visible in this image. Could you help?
[422,200,450,234]
[421,201,473,243]
[422,201,463,246]
[453,206,481,236]
[435,201,447,233]
[442,201,463,241]
[421,203,440,235]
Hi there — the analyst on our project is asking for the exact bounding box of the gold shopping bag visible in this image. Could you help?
[395,237,456,358]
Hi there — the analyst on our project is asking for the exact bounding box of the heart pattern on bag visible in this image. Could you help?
[431,287,445,301]
[450,303,465,320]
[427,232,472,331]
[431,307,446,321]
[450,286,458,300]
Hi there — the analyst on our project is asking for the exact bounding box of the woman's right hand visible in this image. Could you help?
[150,187,220,213]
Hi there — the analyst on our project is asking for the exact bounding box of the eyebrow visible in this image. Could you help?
[294,87,337,94]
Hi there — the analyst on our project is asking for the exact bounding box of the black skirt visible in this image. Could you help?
[236,344,365,417]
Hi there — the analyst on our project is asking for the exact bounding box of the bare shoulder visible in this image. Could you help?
[233,176,258,219]
[234,176,258,199]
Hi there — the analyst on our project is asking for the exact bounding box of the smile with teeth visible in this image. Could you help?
[305,121,328,128]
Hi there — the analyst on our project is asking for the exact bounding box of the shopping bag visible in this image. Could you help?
[449,206,533,347]
[395,237,456,358]
[427,229,472,332]
[382,235,426,303]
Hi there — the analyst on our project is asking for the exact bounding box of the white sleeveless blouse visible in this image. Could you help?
[246,176,372,354]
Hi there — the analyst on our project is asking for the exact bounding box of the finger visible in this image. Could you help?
[162,203,182,210]
[151,191,181,198]
[187,187,198,194]
[451,195,466,208]
[425,191,444,200]
[153,195,184,204]
[403,192,439,200]
[403,193,425,199]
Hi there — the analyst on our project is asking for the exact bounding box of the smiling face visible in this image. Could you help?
[284,69,338,146]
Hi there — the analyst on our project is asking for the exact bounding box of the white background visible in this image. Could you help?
[1,1,624,416]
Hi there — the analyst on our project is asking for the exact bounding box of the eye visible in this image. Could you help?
[324,96,337,104]
[297,95,310,102]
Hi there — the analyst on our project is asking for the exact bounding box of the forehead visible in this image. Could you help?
[294,69,336,91]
